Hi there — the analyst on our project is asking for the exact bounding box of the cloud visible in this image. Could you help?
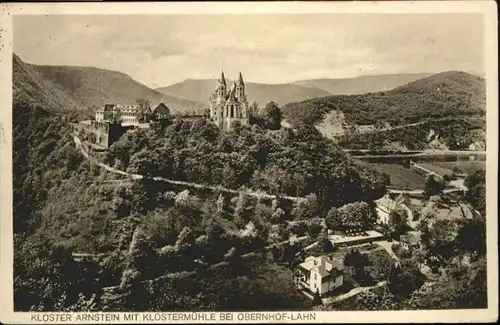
[13,14,484,87]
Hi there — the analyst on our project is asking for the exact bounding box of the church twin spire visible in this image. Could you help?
[210,70,250,131]
[218,70,244,86]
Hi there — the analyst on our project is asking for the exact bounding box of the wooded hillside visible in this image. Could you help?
[282,71,486,127]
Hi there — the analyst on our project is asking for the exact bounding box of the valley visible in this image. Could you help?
[11,54,488,314]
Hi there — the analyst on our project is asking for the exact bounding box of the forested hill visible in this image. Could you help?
[282,71,486,127]
[13,54,205,114]
[13,101,389,311]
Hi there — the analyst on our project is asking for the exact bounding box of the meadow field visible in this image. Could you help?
[418,161,486,177]
[368,163,427,189]
[430,161,486,174]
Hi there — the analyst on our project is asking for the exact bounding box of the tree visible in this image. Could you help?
[387,262,425,298]
[289,221,308,237]
[424,219,459,265]
[175,226,196,254]
[250,101,259,116]
[307,220,323,237]
[464,169,486,216]
[263,101,282,130]
[325,207,342,231]
[312,289,323,306]
[456,219,486,259]
[282,243,299,268]
[336,201,376,230]
[118,268,148,311]
[344,249,372,283]
[271,207,286,224]
[388,210,409,240]
[234,192,253,224]
[317,230,335,253]
[291,197,314,220]
[136,99,152,123]
[423,175,445,198]
[125,227,158,277]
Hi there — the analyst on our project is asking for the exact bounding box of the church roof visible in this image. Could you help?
[227,89,237,101]
[226,84,237,101]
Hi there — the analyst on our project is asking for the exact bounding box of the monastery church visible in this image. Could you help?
[209,71,250,131]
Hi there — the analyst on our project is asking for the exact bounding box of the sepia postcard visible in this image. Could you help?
[0,1,498,324]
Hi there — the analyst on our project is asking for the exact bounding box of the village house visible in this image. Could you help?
[469,140,485,151]
[419,195,474,224]
[297,255,344,296]
[375,193,417,224]
[151,103,170,120]
[400,231,422,250]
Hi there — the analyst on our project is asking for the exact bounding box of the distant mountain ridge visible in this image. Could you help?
[155,73,439,108]
[155,79,332,108]
[13,54,205,113]
[293,73,434,95]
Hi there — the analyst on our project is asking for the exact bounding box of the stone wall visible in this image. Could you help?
[71,121,132,148]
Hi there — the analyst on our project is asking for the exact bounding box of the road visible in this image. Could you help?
[73,134,304,202]
[387,187,462,195]
[350,151,486,159]
[322,281,387,304]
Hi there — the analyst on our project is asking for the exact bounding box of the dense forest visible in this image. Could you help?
[282,71,485,128]
[102,116,389,212]
[12,101,389,311]
[337,118,485,150]
[11,77,488,312]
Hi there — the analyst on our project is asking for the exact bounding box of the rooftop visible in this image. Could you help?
[376,194,405,212]
[299,255,344,278]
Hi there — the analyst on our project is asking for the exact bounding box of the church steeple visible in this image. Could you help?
[219,70,227,86]
[235,72,245,101]
[236,72,244,86]
[214,70,227,98]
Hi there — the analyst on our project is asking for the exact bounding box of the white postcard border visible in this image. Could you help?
[0,1,498,324]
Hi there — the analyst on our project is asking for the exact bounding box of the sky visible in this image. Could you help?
[13,14,484,88]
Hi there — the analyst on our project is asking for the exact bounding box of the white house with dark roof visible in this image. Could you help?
[297,255,344,296]
[375,193,415,224]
